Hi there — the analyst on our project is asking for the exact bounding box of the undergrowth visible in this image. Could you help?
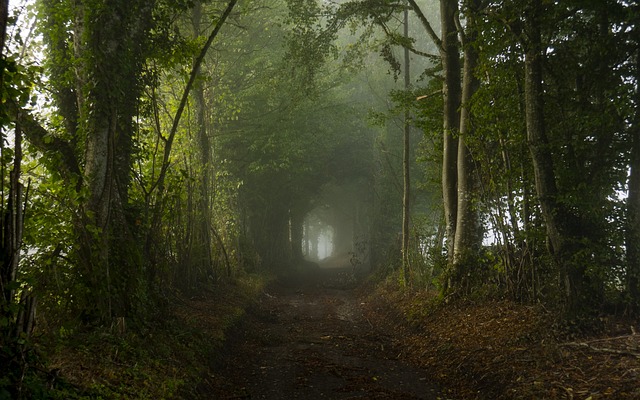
[1,272,271,399]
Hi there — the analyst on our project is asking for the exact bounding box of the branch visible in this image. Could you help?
[378,22,438,59]
[454,10,466,47]
[416,89,442,101]
[408,46,438,59]
[407,0,442,52]
[7,101,82,184]
[149,0,237,197]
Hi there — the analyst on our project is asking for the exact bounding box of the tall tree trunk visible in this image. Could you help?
[1,117,25,323]
[80,100,116,319]
[626,46,640,310]
[0,0,8,98]
[0,0,15,309]
[408,0,460,291]
[401,2,411,286]
[74,0,154,320]
[0,0,7,56]
[523,0,583,312]
[192,1,214,280]
[452,0,481,288]
[524,0,561,256]
[440,0,461,265]
[78,2,122,319]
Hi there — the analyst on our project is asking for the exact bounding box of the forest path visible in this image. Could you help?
[203,266,440,399]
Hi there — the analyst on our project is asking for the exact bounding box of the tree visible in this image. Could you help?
[23,0,159,320]
[625,9,640,310]
[451,0,481,290]
[409,0,486,291]
[143,0,237,287]
[522,0,567,299]
[1,3,39,394]
[471,0,634,312]
[282,0,489,288]
[401,1,411,285]
[14,0,238,322]
[434,0,461,269]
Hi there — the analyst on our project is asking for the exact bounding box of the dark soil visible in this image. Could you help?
[203,266,441,399]
[193,260,640,399]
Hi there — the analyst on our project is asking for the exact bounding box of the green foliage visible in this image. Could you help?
[284,0,339,90]
[4,0,640,395]
[0,56,39,126]
[33,273,271,399]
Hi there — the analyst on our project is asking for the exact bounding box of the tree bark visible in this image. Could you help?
[440,0,461,264]
[78,2,129,319]
[192,1,214,280]
[1,116,24,313]
[524,1,561,250]
[452,0,481,286]
[401,2,411,286]
[626,46,640,309]
[523,0,583,311]
[36,0,156,320]
[0,0,6,50]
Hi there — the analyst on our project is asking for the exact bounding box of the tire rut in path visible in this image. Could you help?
[206,268,440,399]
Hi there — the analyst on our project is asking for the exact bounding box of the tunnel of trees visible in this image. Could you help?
[1,0,640,396]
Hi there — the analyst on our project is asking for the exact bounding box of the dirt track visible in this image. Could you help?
[206,266,440,399]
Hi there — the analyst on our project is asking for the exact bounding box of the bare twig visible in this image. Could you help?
[565,333,639,345]
[561,342,640,359]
